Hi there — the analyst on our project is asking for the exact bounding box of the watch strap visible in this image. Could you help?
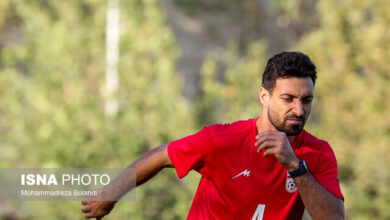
[288,160,309,178]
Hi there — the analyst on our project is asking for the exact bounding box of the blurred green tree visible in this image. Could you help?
[0,1,10,29]
[0,0,197,219]
[1,0,389,219]
[197,41,266,125]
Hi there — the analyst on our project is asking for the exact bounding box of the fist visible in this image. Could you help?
[255,130,300,171]
[81,188,116,219]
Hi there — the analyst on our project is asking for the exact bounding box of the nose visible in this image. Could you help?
[293,101,304,117]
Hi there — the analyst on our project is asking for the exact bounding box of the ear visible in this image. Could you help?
[259,87,270,107]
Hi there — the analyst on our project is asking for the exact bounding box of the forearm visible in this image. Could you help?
[294,173,345,220]
[81,145,173,219]
[104,144,172,200]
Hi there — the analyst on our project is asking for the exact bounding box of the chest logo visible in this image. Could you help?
[232,169,251,179]
[286,172,297,193]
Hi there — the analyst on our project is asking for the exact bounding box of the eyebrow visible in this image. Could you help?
[279,93,313,99]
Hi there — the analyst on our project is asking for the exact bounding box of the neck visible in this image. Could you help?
[256,113,295,143]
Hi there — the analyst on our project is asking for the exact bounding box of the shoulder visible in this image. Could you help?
[301,130,333,153]
[301,130,335,159]
[203,118,255,153]
[299,130,338,169]
[205,118,254,137]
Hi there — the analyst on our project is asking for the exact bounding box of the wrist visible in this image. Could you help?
[288,160,309,178]
[103,185,121,201]
[287,159,300,172]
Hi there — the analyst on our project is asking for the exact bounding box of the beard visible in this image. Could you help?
[268,108,307,136]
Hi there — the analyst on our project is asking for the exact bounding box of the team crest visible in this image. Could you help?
[286,172,297,193]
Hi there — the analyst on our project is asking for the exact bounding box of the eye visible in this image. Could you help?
[302,97,313,104]
[282,97,293,102]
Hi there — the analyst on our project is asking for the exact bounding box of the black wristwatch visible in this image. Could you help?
[288,160,309,178]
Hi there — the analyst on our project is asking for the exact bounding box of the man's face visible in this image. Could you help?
[267,77,314,136]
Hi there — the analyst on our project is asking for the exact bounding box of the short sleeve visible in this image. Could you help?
[167,127,212,178]
[310,145,344,200]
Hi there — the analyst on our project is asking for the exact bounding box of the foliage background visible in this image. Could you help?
[0,0,389,219]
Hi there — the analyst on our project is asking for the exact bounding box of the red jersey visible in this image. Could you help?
[168,118,343,220]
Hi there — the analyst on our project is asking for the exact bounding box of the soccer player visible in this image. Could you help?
[81,52,345,220]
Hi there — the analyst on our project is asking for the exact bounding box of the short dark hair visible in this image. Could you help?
[261,51,317,93]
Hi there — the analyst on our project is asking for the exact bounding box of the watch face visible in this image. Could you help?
[302,160,308,172]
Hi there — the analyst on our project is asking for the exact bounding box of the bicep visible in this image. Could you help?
[134,144,173,169]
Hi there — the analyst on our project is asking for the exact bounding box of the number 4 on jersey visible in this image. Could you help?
[252,204,265,220]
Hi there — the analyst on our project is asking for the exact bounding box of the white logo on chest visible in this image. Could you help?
[286,172,297,193]
[232,169,251,179]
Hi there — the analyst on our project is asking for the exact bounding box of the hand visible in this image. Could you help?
[255,130,300,171]
[81,188,117,219]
